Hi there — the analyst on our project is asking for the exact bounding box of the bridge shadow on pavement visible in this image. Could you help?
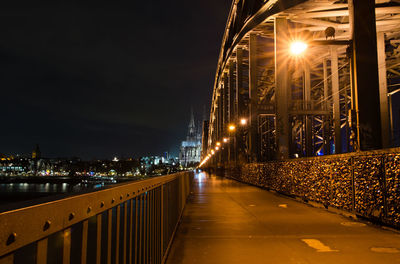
[166,171,400,264]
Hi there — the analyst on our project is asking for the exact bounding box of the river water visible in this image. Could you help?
[0,182,106,206]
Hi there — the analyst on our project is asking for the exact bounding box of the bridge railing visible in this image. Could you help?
[224,149,400,228]
[0,171,193,264]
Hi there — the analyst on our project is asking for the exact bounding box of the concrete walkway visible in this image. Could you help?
[166,172,400,264]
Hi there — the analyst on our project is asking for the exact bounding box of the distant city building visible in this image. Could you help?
[140,156,164,168]
[32,144,41,160]
[179,109,202,167]
[31,144,42,173]
[163,151,169,161]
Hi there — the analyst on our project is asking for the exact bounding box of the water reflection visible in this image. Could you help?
[0,181,111,206]
[0,182,107,193]
[194,171,207,190]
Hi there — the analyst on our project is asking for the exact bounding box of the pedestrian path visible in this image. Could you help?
[166,172,400,264]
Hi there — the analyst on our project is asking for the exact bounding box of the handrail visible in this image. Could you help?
[0,171,193,264]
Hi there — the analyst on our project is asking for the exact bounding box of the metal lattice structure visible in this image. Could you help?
[201,0,400,168]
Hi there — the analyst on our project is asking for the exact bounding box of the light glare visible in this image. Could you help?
[290,41,307,55]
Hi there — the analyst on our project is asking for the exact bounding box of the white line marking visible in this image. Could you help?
[302,239,339,252]
[278,204,287,208]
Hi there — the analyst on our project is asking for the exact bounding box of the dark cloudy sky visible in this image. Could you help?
[0,1,231,159]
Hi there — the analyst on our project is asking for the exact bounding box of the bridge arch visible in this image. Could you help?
[203,0,400,165]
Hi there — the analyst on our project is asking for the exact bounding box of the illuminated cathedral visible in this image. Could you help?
[179,110,202,167]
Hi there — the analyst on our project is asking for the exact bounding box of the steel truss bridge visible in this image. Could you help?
[3,1,400,264]
[201,0,400,165]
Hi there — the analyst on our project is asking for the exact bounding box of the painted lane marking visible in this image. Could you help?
[249,204,256,207]
[279,204,288,208]
[371,247,400,253]
[341,221,366,227]
[301,239,339,252]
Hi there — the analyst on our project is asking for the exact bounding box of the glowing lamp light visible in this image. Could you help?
[240,118,247,125]
[290,41,308,55]
[228,124,236,132]
[216,142,221,146]
[211,150,215,155]
[223,137,228,143]
[215,146,219,150]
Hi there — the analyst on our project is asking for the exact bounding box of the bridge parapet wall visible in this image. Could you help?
[225,149,400,228]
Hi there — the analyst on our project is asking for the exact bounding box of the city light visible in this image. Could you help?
[211,150,215,155]
[290,41,307,55]
[216,142,221,146]
[215,146,219,150]
[240,118,247,125]
[228,124,236,132]
[199,154,210,167]
[223,137,229,143]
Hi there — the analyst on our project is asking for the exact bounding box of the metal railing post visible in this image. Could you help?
[123,202,128,264]
[96,214,102,264]
[63,228,71,264]
[138,195,143,264]
[37,238,48,264]
[134,196,139,264]
[116,205,121,264]
[160,185,164,260]
[129,199,133,264]
[107,209,112,264]
[81,220,88,264]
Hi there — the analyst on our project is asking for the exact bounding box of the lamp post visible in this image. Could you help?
[227,124,236,163]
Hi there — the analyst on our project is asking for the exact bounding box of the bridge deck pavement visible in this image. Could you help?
[166,172,400,264]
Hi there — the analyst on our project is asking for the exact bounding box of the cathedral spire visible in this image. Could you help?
[187,107,196,140]
[189,107,195,128]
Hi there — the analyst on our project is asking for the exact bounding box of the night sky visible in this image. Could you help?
[0,1,231,159]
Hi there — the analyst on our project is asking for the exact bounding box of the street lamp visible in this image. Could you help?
[216,142,221,147]
[228,124,236,132]
[290,41,308,56]
[223,137,229,143]
[240,118,247,126]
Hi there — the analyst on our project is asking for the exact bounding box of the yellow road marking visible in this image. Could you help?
[278,204,287,208]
